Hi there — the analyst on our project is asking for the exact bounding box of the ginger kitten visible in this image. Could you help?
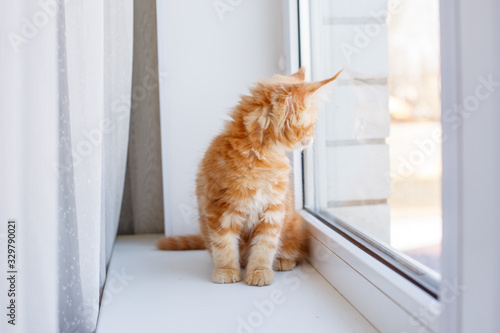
[157,67,342,286]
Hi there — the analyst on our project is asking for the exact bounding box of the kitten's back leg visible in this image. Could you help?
[273,212,308,271]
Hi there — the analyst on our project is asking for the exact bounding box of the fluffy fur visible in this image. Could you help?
[157,67,342,286]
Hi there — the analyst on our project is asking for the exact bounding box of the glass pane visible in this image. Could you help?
[301,0,442,280]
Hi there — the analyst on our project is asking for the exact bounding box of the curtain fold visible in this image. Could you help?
[102,0,135,278]
[57,1,86,331]
[0,1,133,332]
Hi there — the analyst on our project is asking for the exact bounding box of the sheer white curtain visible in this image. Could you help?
[0,1,133,332]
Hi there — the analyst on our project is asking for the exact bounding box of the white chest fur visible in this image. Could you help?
[244,183,285,228]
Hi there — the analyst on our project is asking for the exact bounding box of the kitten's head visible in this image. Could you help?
[241,67,342,151]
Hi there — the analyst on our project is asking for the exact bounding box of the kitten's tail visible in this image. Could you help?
[156,234,206,250]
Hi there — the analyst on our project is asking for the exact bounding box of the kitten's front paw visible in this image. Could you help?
[245,268,274,286]
[212,268,241,284]
[273,259,296,271]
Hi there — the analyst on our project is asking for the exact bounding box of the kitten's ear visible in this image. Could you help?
[289,67,306,81]
[304,68,343,95]
[285,68,343,115]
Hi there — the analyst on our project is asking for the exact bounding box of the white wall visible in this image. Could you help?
[156,0,285,235]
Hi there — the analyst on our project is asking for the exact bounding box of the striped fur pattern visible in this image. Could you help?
[157,67,342,286]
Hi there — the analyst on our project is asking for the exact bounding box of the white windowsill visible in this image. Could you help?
[300,209,440,333]
[96,235,378,333]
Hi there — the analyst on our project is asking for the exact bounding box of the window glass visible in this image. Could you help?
[301,0,442,289]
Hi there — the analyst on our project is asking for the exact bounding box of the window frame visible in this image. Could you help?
[304,208,440,297]
[284,1,441,332]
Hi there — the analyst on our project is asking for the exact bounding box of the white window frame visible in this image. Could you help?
[284,1,440,332]
[439,0,500,332]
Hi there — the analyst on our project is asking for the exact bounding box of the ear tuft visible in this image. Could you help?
[305,68,343,94]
